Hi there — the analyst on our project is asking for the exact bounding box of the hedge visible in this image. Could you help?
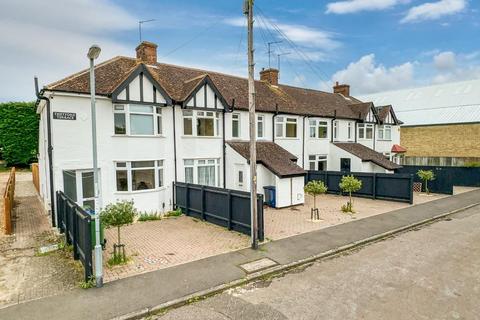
[0,102,39,166]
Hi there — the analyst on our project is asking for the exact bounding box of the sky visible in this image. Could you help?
[0,0,479,101]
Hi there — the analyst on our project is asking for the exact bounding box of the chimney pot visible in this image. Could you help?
[136,41,158,64]
[260,68,279,86]
[333,82,350,96]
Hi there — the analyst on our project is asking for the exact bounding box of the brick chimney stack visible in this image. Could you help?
[260,68,279,86]
[333,81,350,96]
[136,41,158,64]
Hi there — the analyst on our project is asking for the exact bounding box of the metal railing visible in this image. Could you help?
[56,191,93,281]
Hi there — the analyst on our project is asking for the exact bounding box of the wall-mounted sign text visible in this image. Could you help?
[53,112,76,120]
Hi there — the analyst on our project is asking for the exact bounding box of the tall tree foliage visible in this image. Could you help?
[0,102,39,166]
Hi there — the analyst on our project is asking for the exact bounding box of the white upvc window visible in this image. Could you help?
[358,123,374,140]
[182,110,220,137]
[275,116,297,138]
[115,160,164,192]
[347,122,353,141]
[378,125,392,140]
[308,155,327,171]
[232,113,241,138]
[184,159,220,187]
[113,104,163,136]
[309,119,328,139]
[257,115,265,139]
[333,120,339,141]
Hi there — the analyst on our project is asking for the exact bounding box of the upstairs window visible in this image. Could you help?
[257,115,265,138]
[232,113,240,138]
[347,122,353,140]
[113,105,162,136]
[358,123,374,140]
[333,120,339,141]
[378,125,392,140]
[183,110,219,137]
[276,116,297,138]
[309,120,328,139]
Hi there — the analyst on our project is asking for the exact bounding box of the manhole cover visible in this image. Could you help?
[239,258,278,273]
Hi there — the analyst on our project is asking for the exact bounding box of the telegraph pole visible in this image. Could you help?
[244,0,258,249]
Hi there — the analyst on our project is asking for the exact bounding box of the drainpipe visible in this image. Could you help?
[272,103,278,142]
[35,77,56,227]
[330,110,337,143]
[172,104,177,183]
[222,109,226,189]
[302,116,306,168]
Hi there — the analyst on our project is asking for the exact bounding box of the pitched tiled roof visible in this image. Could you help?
[227,141,305,178]
[333,143,402,170]
[46,56,369,120]
[375,105,403,125]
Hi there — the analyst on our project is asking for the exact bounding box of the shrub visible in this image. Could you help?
[339,175,362,213]
[465,162,480,168]
[137,212,162,222]
[164,208,183,218]
[417,170,435,194]
[100,200,137,264]
[0,102,39,166]
[304,180,328,219]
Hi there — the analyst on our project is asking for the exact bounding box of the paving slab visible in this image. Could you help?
[0,189,479,320]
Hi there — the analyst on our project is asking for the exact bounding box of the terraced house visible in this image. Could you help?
[36,41,403,214]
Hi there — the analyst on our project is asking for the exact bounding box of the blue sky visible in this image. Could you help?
[1,0,479,101]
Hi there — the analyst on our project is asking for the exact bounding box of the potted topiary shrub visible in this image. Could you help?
[304,180,328,220]
[417,170,435,195]
[100,200,137,266]
[339,175,362,214]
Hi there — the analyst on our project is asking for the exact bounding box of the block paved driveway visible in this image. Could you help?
[103,216,250,282]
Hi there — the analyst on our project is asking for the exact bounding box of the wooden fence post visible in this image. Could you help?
[227,190,232,230]
[185,184,190,216]
[372,173,377,200]
[200,185,205,220]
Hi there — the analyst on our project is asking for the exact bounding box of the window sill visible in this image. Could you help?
[377,139,392,141]
[275,137,299,140]
[112,135,166,138]
[181,136,221,139]
[308,137,329,140]
[114,186,168,195]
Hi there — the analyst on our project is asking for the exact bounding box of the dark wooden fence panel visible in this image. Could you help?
[396,165,480,195]
[57,191,93,281]
[305,170,413,204]
[174,182,264,241]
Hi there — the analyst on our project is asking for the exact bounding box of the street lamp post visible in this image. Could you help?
[88,44,103,288]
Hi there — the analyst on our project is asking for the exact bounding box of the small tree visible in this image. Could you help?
[304,180,328,220]
[100,200,137,264]
[339,175,362,213]
[417,170,435,195]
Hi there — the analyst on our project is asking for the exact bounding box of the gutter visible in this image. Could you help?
[35,77,56,227]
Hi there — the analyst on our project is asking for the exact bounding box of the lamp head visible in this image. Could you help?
[87,45,101,60]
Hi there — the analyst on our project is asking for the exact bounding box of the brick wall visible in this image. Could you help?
[400,123,480,157]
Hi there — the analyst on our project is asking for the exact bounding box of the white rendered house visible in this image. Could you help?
[36,41,402,218]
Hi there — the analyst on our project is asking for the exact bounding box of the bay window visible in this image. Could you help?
[275,116,297,138]
[184,159,219,187]
[115,160,164,192]
[378,125,392,140]
[183,110,220,137]
[358,123,374,140]
[309,120,328,139]
[113,104,162,136]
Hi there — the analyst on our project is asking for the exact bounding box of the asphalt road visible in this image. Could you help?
[155,205,480,320]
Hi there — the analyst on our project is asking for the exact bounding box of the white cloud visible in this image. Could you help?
[0,0,138,101]
[224,17,340,51]
[433,51,456,70]
[320,54,415,94]
[431,51,480,83]
[401,0,467,23]
[326,0,406,14]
